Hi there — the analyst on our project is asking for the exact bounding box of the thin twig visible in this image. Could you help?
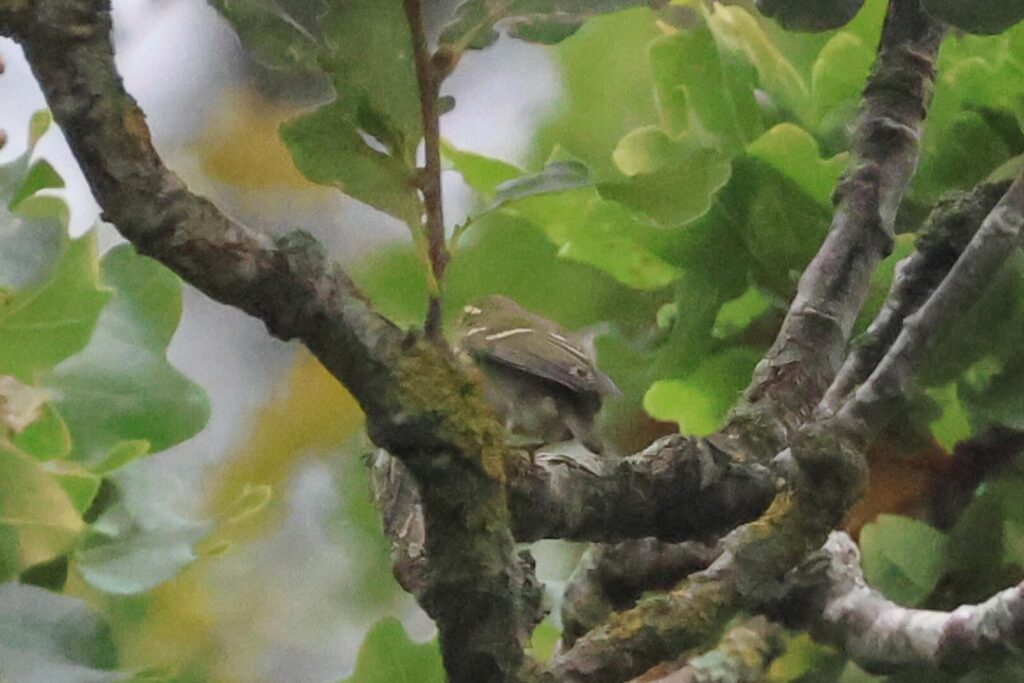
[403,0,449,340]
[820,179,1013,414]
[835,173,1024,436]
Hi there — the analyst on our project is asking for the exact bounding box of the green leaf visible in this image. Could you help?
[535,9,663,178]
[0,111,53,204]
[46,245,210,465]
[748,124,848,207]
[643,347,762,435]
[926,382,973,451]
[493,160,592,205]
[441,143,523,198]
[811,32,874,131]
[52,468,103,516]
[211,0,323,71]
[282,0,422,224]
[922,0,1024,35]
[28,111,52,149]
[915,110,1014,202]
[90,440,151,476]
[280,98,422,226]
[74,467,213,595]
[0,117,66,296]
[0,231,111,382]
[734,160,832,296]
[705,4,811,120]
[0,445,84,581]
[956,352,1024,435]
[648,27,762,147]
[860,515,948,606]
[501,187,682,289]
[217,0,424,224]
[767,632,843,682]
[712,287,776,339]
[604,127,733,226]
[12,402,71,462]
[9,160,65,210]
[942,482,1019,603]
[440,0,672,50]
[339,618,444,683]
[0,582,121,682]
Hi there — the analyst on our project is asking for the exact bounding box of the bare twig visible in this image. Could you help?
[821,179,1014,414]
[722,0,945,454]
[403,0,449,339]
[834,173,1024,436]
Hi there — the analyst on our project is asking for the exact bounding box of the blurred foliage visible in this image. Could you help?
[4,0,1024,679]
[336,618,443,683]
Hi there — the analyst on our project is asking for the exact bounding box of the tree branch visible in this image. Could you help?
[546,491,835,683]
[786,532,1024,675]
[627,617,782,683]
[723,0,944,452]
[539,6,948,678]
[821,179,1014,414]
[403,0,449,339]
[833,172,1024,437]
[370,449,548,642]
[561,539,718,648]
[507,435,777,543]
[0,3,531,680]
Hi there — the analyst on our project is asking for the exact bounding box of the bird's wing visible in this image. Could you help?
[467,327,618,397]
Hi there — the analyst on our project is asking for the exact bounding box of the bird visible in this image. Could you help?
[454,295,619,454]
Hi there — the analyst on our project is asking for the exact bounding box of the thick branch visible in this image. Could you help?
[547,491,834,683]
[627,617,782,683]
[370,449,547,640]
[507,435,776,543]
[724,0,944,450]
[0,3,531,680]
[787,532,1024,675]
[370,432,775,546]
[821,179,1014,413]
[561,539,718,648]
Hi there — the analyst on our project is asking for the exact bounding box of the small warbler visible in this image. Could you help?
[454,295,619,454]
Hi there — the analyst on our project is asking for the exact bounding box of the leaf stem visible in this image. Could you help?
[404,0,448,341]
